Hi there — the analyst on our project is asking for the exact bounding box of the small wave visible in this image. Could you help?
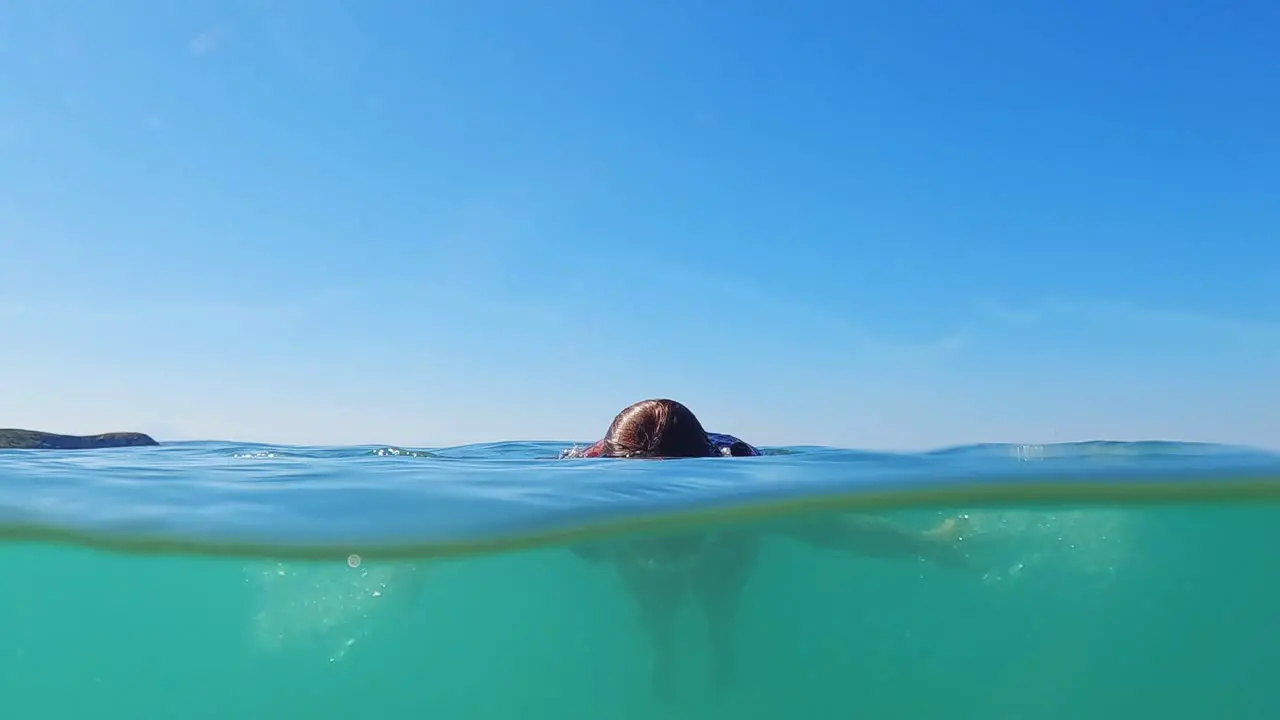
[0,441,1276,560]
[368,447,438,458]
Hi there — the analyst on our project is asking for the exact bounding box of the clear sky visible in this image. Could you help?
[1,0,1277,449]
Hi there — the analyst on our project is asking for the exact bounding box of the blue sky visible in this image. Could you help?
[1,0,1277,449]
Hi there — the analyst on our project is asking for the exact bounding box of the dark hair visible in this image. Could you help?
[600,398,712,458]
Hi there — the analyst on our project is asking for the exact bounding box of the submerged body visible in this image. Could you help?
[561,399,973,700]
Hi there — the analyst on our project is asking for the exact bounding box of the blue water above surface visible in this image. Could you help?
[0,440,1277,558]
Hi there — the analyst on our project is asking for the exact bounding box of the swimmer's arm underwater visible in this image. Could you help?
[777,515,974,570]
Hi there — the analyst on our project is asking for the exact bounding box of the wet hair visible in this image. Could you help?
[600,398,712,458]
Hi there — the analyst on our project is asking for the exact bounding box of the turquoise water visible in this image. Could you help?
[1,440,1279,719]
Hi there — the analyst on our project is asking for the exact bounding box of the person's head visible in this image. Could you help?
[600,398,712,458]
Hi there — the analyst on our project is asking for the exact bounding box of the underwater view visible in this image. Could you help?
[2,440,1278,720]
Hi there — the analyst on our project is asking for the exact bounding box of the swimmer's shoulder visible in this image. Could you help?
[708,432,761,457]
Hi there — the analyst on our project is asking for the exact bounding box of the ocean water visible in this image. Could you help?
[1,440,1278,720]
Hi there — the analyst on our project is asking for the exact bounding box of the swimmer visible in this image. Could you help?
[561,398,974,701]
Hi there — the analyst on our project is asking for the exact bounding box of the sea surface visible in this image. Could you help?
[1,440,1278,720]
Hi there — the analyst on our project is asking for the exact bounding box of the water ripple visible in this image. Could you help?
[0,441,1277,559]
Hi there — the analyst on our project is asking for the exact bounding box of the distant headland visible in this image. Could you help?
[0,429,159,450]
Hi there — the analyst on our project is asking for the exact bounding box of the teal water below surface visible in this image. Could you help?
[1,440,1279,719]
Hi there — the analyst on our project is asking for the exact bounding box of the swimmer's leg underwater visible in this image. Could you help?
[612,531,760,701]
[569,513,972,701]
[569,540,688,699]
[681,517,969,698]
[775,513,975,569]
[690,528,760,698]
[616,555,687,701]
